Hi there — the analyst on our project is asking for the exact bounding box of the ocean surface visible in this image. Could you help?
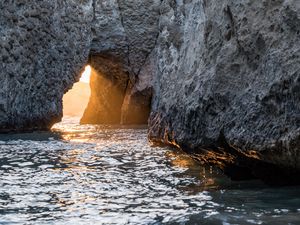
[0,117,299,225]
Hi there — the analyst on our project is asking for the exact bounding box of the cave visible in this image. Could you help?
[63,54,152,125]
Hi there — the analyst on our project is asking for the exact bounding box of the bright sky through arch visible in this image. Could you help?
[80,65,91,83]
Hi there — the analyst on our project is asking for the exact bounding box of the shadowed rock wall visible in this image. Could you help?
[80,54,129,124]
[80,0,160,124]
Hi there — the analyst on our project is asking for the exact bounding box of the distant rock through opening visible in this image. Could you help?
[80,54,130,124]
[62,65,92,120]
[63,53,152,125]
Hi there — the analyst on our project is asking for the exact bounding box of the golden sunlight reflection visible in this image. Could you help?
[166,150,219,191]
[63,65,92,118]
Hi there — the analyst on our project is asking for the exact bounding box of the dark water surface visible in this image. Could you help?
[0,117,299,225]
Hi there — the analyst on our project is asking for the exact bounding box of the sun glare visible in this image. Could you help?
[80,65,92,83]
[62,65,92,118]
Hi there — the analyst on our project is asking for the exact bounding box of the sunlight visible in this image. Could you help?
[80,65,92,84]
[62,65,92,119]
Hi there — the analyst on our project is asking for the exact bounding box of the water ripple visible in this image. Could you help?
[0,118,299,225]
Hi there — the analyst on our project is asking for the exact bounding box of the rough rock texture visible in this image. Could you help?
[1,0,300,183]
[148,0,300,182]
[79,0,160,124]
[120,50,157,124]
[0,0,160,129]
[0,0,93,131]
[91,0,160,124]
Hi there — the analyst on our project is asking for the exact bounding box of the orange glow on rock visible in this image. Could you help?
[62,65,92,118]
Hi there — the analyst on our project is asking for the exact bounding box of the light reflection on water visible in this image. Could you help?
[0,117,299,225]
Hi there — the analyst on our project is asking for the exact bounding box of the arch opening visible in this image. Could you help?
[61,54,152,125]
[62,65,92,121]
[80,54,131,125]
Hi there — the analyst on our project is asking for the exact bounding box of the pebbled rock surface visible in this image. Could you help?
[148,0,300,175]
[0,0,93,131]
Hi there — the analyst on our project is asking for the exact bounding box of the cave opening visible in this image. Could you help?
[62,54,152,125]
[62,65,92,121]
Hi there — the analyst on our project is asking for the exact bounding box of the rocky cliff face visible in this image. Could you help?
[0,0,93,131]
[0,0,159,130]
[149,0,300,183]
[1,0,299,183]
[81,0,160,124]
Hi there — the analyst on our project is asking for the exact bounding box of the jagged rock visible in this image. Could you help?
[81,0,160,124]
[121,49,157,124]
[121,85,153,124]
[1,0,300,183]
[0,0,159,129]
[148,0,300,179]
[0,0,93,131]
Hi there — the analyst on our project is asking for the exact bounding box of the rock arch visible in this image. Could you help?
[80,0,161,124]
[1,0,300,184]
[0,0,161,130]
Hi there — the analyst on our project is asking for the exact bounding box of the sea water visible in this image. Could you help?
[0,117,299,225]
